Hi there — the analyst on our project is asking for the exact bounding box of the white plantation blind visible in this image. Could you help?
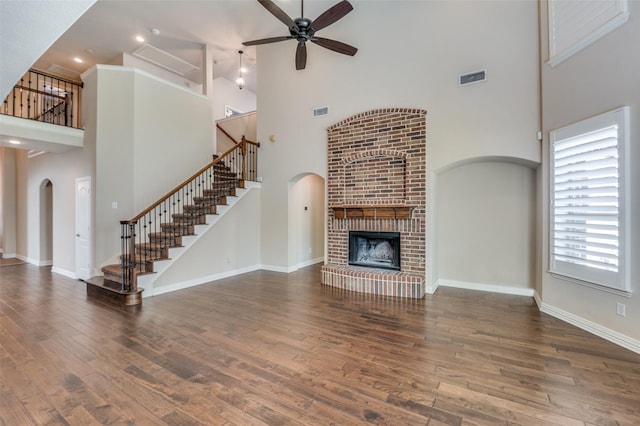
[550,107,630,292]
[548,0,629,66]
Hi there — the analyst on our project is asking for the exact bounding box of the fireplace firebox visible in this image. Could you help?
[348,231,400,271]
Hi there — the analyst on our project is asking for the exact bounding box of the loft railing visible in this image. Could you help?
[119,137,260,292]
[1,69,83,129]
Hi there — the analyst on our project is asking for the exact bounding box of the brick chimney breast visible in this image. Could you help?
[322,108,427,298]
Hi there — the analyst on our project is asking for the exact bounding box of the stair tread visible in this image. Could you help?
[112,173,246,293]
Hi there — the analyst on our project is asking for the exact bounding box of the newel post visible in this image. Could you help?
[120,221,138,293]
[240,135,247,182]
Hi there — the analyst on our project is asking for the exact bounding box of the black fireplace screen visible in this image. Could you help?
[348,231,400,271]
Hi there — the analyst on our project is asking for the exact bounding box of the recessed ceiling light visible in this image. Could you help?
[136,35,145,43]
[74,57,83,63]
[9,140,21,145]
[150,28,160,36]
[85,48,94,54]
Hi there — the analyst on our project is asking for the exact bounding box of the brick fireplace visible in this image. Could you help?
[321,108,426,298]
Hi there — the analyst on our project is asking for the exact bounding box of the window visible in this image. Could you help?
[550,107,630,292]
[548,0,629,67]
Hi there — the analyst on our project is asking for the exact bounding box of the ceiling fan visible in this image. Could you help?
[243,0,358,70]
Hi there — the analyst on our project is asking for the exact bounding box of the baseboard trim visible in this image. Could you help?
[436,279,535,297]
[293,257,324,271]
[540,302,640,355]
[15,255,55,267]
[151,264,262,297]
[51,267,77,279]
[260,264,296,273]
[2,252,17,259]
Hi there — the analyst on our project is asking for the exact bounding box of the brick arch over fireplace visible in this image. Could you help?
[322,108,427,298]
[342,150,407,205]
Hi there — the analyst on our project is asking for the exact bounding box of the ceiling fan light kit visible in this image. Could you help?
[243,0,358,70]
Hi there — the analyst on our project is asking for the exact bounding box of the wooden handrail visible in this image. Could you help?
[121,140,247,224]
[216,123,260,147]
[216,123,239,145]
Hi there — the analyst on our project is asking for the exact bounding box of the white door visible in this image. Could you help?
[75,177,91,280]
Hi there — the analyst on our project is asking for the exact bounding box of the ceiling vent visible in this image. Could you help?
[47,64,80,80]
[459,69,486,86]
[132,44,199,76]
[313,106,329,118]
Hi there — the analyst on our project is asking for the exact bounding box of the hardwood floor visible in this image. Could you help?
[1,263,639,425]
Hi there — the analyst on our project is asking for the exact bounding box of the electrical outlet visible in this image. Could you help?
[616,302,626,317]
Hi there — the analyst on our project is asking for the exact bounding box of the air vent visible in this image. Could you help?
[459,69,486,86]
[47,64,80,80]
[313,106,329,118]
[132,44,199,76]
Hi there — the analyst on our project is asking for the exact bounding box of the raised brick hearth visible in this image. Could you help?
[321,108,426,298]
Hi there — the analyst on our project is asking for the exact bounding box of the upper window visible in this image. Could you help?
[550,107,630,293]
[548,0,629,67]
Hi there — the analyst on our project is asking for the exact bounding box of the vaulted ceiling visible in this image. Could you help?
[21,0,346,94]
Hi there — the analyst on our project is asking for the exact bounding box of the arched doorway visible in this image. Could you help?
[288,173,325,270]
[39,179,53,265]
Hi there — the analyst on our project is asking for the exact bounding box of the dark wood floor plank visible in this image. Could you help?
[2,263,640,425]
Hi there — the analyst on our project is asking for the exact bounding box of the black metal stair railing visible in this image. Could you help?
[119,137,260,293]
[1,69,83,129]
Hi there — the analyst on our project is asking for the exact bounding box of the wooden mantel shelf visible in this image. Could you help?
[331,205,413,219]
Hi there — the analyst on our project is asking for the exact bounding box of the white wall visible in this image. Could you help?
[84,65,214,267]
[12,130,95,275]
[539,1,640,345]
[212,77,257,152]
[0,148,18,256]
[216,111,257,154]
[152,187,261,290]
[212,77,256,122]
[257,1,540,271]
[437,161,536,293]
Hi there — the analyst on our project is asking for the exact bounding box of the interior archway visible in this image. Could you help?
[288,173,325,270]
[39,179,53,265]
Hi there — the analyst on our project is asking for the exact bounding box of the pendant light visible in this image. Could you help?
[235,50,245,90]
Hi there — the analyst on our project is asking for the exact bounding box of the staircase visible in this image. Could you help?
[86,137,260,306]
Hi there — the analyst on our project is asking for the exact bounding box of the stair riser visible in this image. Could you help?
[171,215,206,225]
[192,198,220,208]
[160,224,194,235]
[103,271,122,285]
[135,245,168,259]
[183,205,216,215]
[148,236,181,246]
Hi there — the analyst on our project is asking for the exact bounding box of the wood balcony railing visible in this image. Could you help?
[1,69,83,129]
[119,136,260,292]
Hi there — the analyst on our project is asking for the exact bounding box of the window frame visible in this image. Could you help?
[547,0,629,67]
[549,106,631,294]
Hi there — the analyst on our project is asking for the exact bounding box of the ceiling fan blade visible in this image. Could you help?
[243,36,294,46]
[311,1,353,32]
[258,0,296,29]
[296,42,307,70]
[311,37,358,56]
